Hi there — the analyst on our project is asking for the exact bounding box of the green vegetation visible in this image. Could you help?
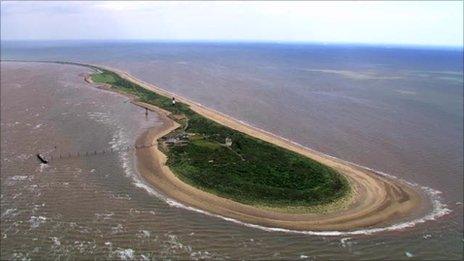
[91,72,117,84]
[91,70,349,207]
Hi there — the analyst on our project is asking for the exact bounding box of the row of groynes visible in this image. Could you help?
[44,143,154,162]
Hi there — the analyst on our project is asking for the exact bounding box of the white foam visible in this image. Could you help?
[110,193,132,201]
[132,169,451,236]
[111,224,124,234]
[114,248,135,260]
[167,234,192,253]
[29,216,47,228]
[50,237,61,246]
[1,208,17,218]
[95,212,114,220]
[423,234,432,239]
[190,250,213,259]
[7,175,31,186]
[137,230,150,238]
[405,251,414,258]
[16,154,31,161]
[12,192,23,199]
[10,252,30,261]
[134,181,166,199]
[340,237,351,248]
[32,204,41,214]
[37,163,48,173]
[9,175,29,182]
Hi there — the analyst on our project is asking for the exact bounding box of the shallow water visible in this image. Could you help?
[1,42,463,259]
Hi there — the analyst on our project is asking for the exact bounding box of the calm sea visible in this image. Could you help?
[1,42,463,259]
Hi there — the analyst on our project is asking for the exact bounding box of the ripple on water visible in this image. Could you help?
[1,208,18,219]
[113,248,135,260]
[29,216,47,229]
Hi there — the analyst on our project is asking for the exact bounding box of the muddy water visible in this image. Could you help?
[1,60,462,260]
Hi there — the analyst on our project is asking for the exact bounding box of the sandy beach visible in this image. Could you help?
[85,65,425,231]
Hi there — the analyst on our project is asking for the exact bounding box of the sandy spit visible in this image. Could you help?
[87,65,424,231]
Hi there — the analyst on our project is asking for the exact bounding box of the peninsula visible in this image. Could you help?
[79,62,421,231]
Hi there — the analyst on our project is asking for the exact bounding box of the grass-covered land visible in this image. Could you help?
[91,71,117,84]
[91,69,349,207]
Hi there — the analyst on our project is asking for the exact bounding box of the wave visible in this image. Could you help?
[133,174,450,236]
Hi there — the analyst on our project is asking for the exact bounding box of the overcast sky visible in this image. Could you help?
[1,1,463,46]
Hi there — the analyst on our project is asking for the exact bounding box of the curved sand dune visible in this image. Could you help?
[88,64,424,231]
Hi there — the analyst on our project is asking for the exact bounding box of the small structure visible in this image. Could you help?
[163,131,189,147]
[171,114,186,121]
[172,97,176,106]
[36,154,48,164]
[225,137,232,147]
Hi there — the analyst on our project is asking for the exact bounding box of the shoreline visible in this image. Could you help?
[5,60,427,231]
[86,64,426,231]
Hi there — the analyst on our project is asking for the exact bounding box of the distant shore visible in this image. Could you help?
[82,63,424,231]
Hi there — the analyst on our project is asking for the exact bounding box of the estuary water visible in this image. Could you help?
[1,42,463,259]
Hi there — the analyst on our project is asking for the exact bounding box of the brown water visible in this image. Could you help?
[1,42,463,260]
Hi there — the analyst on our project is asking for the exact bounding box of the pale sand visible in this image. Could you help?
[87,65,424,231]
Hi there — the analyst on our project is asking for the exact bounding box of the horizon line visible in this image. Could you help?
[1,39,463,49]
